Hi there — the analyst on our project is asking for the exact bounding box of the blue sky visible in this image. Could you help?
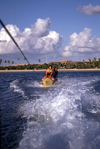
[0,0,100,64]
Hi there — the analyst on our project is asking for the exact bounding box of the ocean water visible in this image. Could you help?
[0,71,100,149]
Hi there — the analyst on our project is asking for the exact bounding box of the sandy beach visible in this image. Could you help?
[0,69,100,73]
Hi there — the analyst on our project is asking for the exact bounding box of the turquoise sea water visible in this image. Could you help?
[1,71,100,149]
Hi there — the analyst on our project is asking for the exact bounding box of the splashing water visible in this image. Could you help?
[1,72,100,149]
[9,73,100,149]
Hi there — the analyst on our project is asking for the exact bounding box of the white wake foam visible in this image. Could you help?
[11,75,100,149]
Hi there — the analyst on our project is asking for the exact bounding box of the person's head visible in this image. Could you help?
[49,65,52,69]
[55,67,58,70]
[53,67,55,71]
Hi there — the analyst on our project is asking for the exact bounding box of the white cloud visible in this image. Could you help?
[77,4,100,15]
[0,25,20,42]
[62,28,100,57]
[0,18,62,56]
[31,18,51,37]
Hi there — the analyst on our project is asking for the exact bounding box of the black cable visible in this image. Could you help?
[0,19,34,70]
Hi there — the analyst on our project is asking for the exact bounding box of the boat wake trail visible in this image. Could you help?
[15,74,100,149]
[9,74,100,149]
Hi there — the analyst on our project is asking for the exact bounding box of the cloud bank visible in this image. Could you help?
[77,4,100,15]
[62,28,100,57]
[0,18,62,56]
[0,18,100,62]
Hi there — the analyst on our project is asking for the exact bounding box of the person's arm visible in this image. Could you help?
[50,70,53,76]
[46,69,48,77]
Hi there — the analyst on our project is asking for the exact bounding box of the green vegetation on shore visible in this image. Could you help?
[0,58,100,70]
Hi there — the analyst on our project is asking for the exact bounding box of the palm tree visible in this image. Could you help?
[5,60,7,63]
[38,59,41,63]
[8,60,10,64]
[89,59,91,62]
[0,59,2,64]
[94,57,96,61]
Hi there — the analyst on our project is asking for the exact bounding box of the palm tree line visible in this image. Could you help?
[0,57,26,65]
[0,59,14,65]
[0,57,100,70]
[0,58,41,65]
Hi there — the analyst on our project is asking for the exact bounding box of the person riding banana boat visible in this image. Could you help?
[42,65,58,83]
[42,65,53,82]
[51,67,58,82]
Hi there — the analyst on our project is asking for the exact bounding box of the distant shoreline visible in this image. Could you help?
[0,69,100,73]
